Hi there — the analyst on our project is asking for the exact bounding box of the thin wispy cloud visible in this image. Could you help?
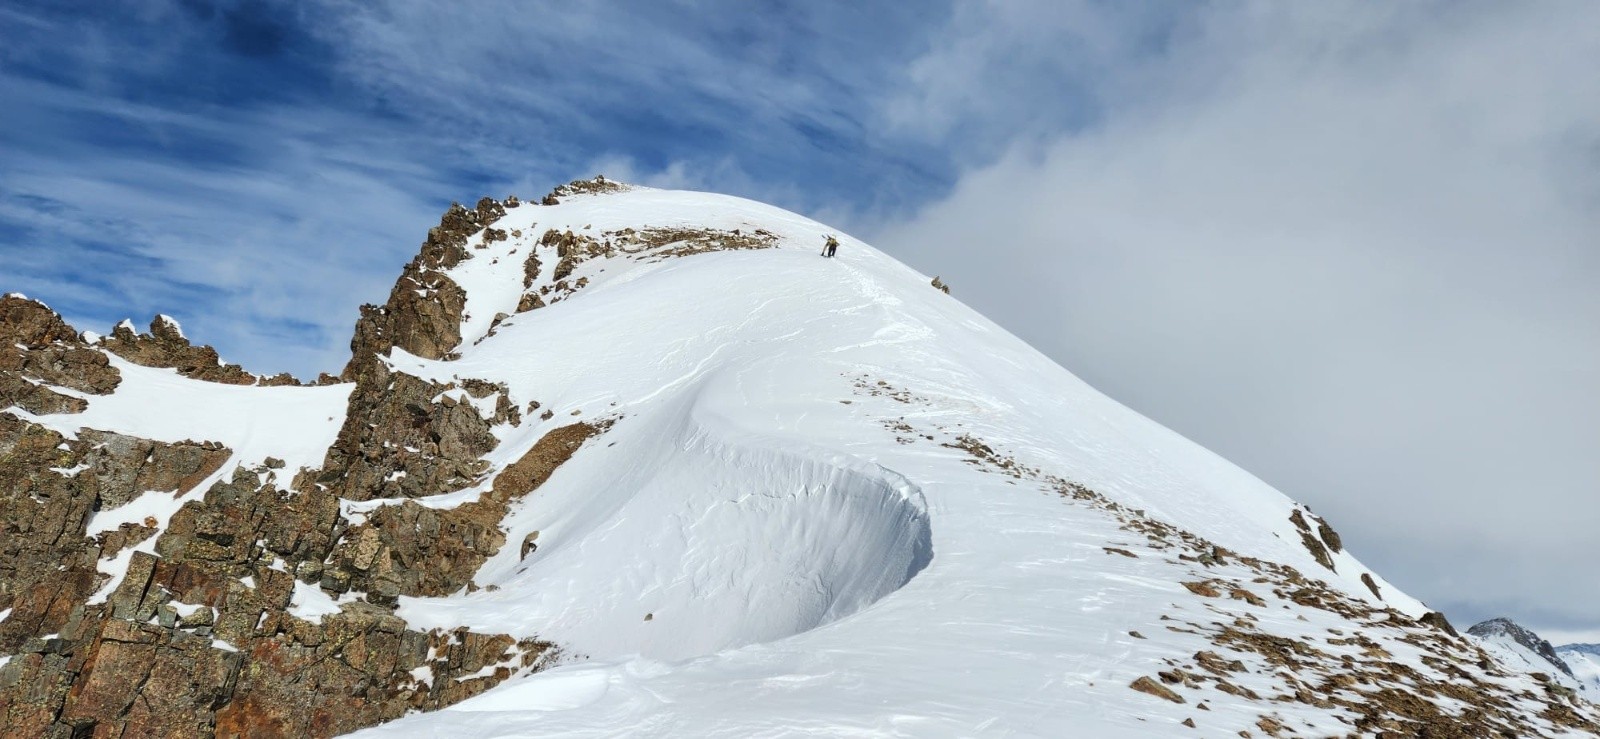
[2,0,955,374]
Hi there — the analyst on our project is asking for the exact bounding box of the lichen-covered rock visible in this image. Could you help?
[317,370,501,502]
[0,415,181,652]
[0,374,87,415]
[0,295,120,412]
[77,429,230,510]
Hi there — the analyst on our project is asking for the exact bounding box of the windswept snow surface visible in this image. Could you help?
[344,188,1445,737]
[17,356,350,475]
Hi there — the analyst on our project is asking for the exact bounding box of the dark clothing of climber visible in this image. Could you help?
[822,236,839,258]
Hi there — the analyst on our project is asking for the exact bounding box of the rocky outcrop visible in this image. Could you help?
[0,246,584,736]
[317,370,502,502]
[78,429,231,510]
[0,374,86,415]
[320,196,544,514]
[516,224,780,310]
[103,315,257,385]
[0,295,120,414]
[541,175,626,204]
[0,557,549,738]
[342,197,514,381]
[0,416,561,738]
[326,422,602,599]
[1288,507,1337,571]
[0,415,229,655]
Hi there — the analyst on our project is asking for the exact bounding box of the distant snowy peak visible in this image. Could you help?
[1562,643,1600,659]
[1468,618,1575,679]
[1557,644,1600,694]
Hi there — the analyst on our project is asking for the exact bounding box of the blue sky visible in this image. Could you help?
[0,1,1185,372]
[4,1,1598,642]
[1,0,997,370]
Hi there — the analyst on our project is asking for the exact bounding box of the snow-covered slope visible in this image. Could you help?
[7,182,1594,736]
[324,185,1588,736]
[1559,644,1600,695]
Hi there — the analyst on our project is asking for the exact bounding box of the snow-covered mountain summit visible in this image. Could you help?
[1466,618,1600,700]
[1,179,1596,737]
[1468,617,1575,679]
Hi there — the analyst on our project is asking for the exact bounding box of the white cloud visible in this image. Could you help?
[0,75,453,376]
[874,1,1600,631]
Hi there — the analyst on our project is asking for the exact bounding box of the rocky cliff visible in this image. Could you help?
[0,185,598,738]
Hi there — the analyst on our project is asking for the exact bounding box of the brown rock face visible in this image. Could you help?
[0,374,86,415]
[327,422,602,599]
[102,315,259,385]
[1,294,84,347]
[57,618,243,738]
[1131,675,1186,703]
[1288,508,1336,571]
[1418,610,1459,637]
[0,194,599,736]
[341,197,517,382]
[320,199,533,510]
[0,414,229,655]
[0,295,121,414]
[78,429,231,509]
[0,421,567,738]
[316,370,509,503]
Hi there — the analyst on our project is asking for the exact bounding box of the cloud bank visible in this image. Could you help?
[875,1,1600,637]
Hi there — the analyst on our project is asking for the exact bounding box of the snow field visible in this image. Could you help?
[398,389,933,662]
[349,188,1448,736]
[14,185,1520,736]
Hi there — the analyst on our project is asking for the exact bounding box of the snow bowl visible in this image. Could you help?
[501,429,936,663]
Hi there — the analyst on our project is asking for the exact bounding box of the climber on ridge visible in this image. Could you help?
[821,235,839,258]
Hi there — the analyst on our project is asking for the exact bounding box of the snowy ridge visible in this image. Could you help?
[17,355,349,475]
[8,184,1593,735]
[336,186,1583,736]
[402,186,1415,605]
[1467,618,1587,699]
